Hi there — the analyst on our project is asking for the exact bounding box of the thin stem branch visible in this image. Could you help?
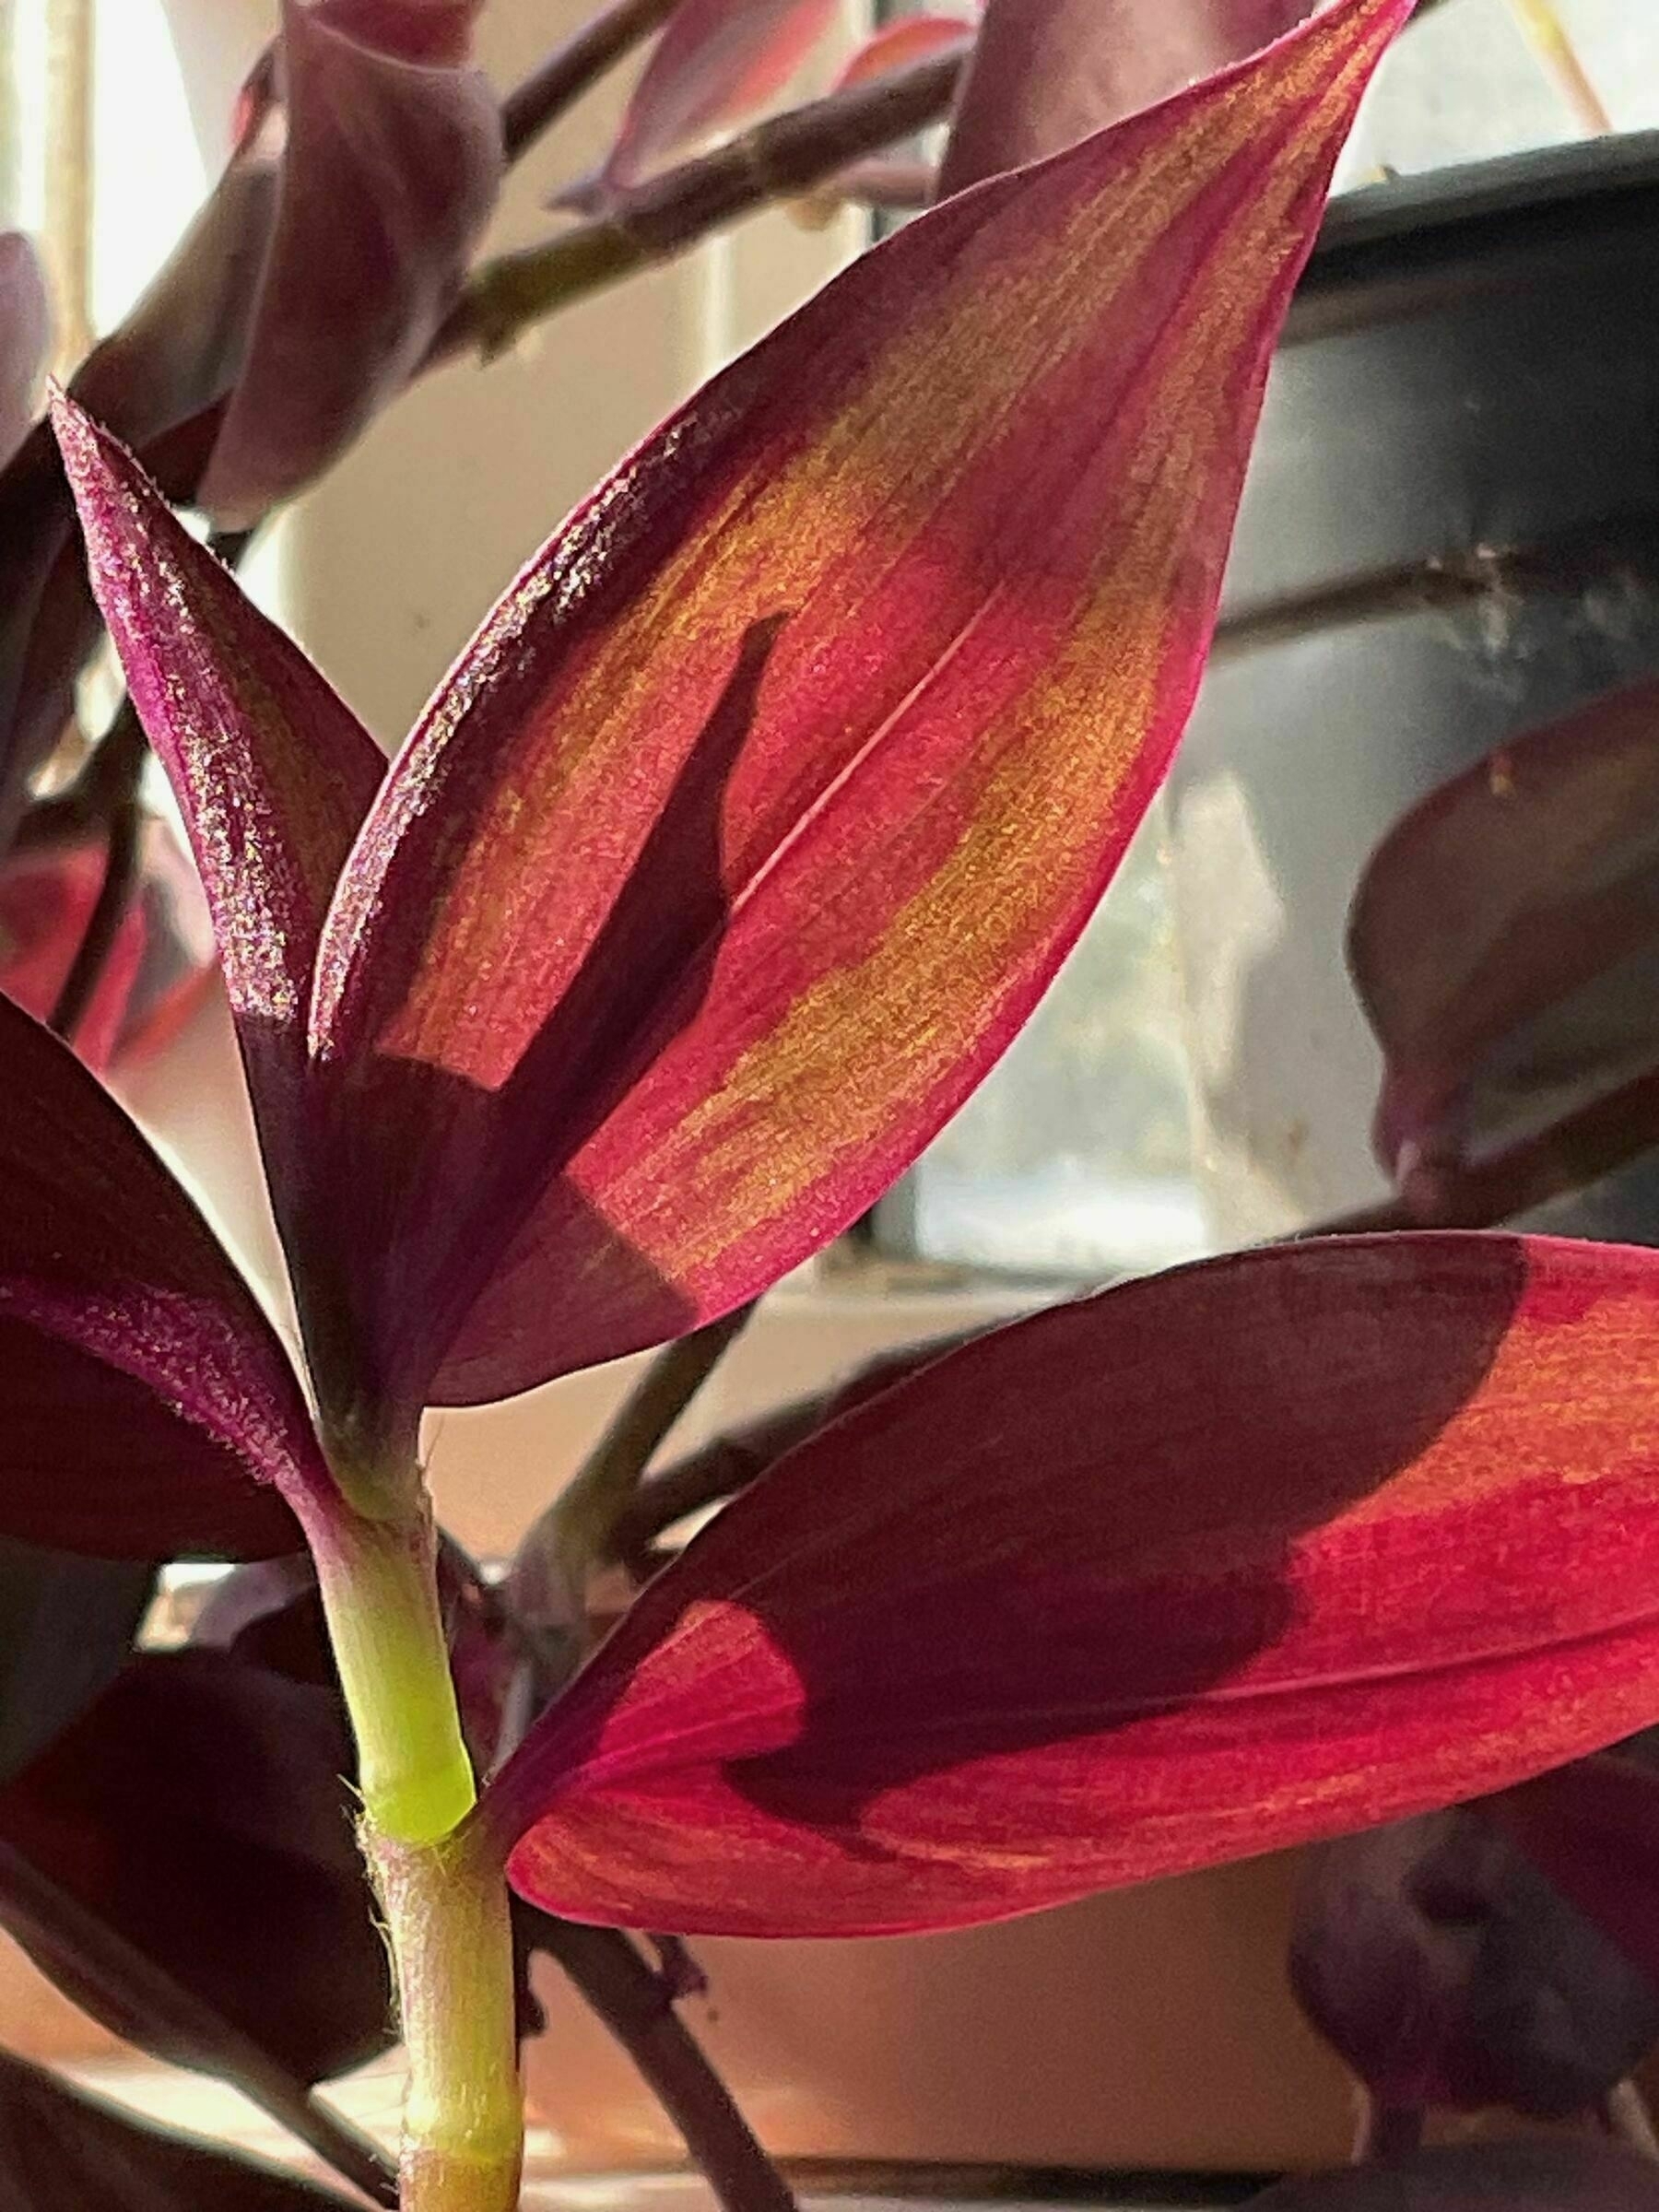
[1295,1063,1659,1241]
[1353,2097,1425,2163]
[508,1304,756,1634]
[610,1328,971,1571]
[1506,0,1613,135]
[0,1840,399,2206]
[46,771,140,1041]
[441,50,967,360]
[501,0,681,166]
[236,2081,400,2206]
[1603,2077,1659,2159]
[808,154,937,213]
[527,1912,798,2212]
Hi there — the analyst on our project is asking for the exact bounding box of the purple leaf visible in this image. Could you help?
[0,2042,360,2209]
[0,990,325,1559]
[0,1649,389,2084]
[197,0,502,525]
[1347,678,1659,1182]
[1249,2137,1659,2208]
[1289,1806,1659,2119]
[940,0,1315,196]
[53,394,386,1427]
[0,236,49,469]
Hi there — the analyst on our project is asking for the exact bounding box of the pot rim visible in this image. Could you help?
[1297,129,1659,340]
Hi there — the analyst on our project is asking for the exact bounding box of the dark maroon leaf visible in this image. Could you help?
[191,1554,331,1684]
[0,1544,152,1788]
[0,0,496,818]
[0,991,324,1559]
[1491,1752,1659,1996]
[1290,1806,1659,2120]
[0,2042,359,2210]
[1250,2136,1659,2208]
[1348,679,1659,1182]
[0,1649,390,2084]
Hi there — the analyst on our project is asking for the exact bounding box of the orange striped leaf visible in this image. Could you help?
[306,0,1409,1430]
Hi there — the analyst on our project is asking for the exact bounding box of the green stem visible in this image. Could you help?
[304,1495,524,2212]
[309,1503,476,1847]
[372,1825,523,2212]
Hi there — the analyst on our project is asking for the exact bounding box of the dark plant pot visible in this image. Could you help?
[1168,135,1659,1244]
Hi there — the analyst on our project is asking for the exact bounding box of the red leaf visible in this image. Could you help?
[0,2043,359,2210]
[0,235,49,469]
[1347,678,1659,1182]
[579,0,841,206]
[197,0,502,524]
[0,991,324,1559]
[1250,2138,1659,2209]
[487,1233,1659,1938]
[940,0,1318,197]
[0,818,215,1076]
[1288,1806,1659,2118]
[300,0,1406,1438]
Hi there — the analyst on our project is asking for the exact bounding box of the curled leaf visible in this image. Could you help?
[1289,1806,1659,2119]
[1347,679,1659,1183]
[488,1233,1659,1938]
[0,152,283,841]
[199,0,503,524]
[940,0,1316,196]
[0,991,324,1559]
[1249,2136,1659,2208]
